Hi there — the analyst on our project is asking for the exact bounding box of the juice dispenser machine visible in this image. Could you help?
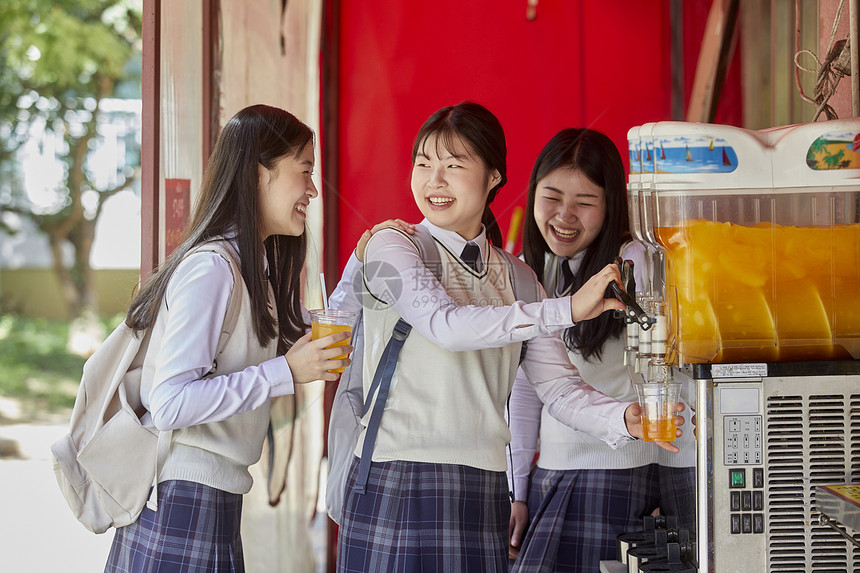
[628,118,860,572]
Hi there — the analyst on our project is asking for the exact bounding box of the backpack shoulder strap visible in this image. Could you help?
[404,224,444,283]
[354,317,411,493]
[192,240,243,354]
[360,226,441,309]
[352,225,443,494]
[491,246,543,304]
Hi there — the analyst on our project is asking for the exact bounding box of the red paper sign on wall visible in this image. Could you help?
[165,178,190,258]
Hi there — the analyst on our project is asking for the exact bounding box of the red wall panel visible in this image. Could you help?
[333,0,741,268]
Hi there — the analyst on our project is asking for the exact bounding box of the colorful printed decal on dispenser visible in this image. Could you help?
[629,141,641,174]
[806,131,860,170]
[643,140,655,173]
[654,137,738,173]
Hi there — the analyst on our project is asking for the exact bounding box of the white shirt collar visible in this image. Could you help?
[566,249,587,276]
[418,218,488,261]
[543,249,587,295]
[542,249,587,276]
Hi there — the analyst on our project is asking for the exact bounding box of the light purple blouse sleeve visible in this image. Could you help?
[363,229,573,350]
[520,330,634,448]
[507,367,543,502]
[365,228,635,446]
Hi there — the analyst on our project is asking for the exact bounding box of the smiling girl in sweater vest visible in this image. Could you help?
[508,128,695,572]
[105,104,351,572]
[330,103,684,573]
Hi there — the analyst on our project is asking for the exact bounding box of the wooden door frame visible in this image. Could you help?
[141,0,160,279]
[321,2,340,569]
[142,0,220,278]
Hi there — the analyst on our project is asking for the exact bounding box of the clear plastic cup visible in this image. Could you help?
[309,309,356,374]
[633,381,682,442]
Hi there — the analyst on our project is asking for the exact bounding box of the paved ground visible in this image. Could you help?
[0,421,328,572]
[0,422,115,571]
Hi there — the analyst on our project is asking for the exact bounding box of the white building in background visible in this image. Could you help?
[0,98,142,272]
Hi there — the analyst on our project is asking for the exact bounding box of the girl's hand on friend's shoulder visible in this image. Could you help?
[568,263,626,322]
[284,331,354,383]
[356,219,416,262]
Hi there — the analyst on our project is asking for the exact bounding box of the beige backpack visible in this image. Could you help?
[50,241,243,533]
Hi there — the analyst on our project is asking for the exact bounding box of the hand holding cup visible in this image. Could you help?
[310,309,356,374]
[285,309,356,383]
[625,381,685,452]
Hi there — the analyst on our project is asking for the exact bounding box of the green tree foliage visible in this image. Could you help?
[0,0,142,318]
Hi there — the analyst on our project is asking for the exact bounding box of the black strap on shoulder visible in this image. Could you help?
[354,318,412,493]
[353,227,440,493]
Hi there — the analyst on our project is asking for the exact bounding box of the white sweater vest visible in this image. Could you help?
[141,247,277,494]
[358,240,521,471]
[536,244,696,470]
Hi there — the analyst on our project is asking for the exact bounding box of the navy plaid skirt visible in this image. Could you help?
[511,464,697,573]
[105,480,244,573]
[512,465,660,573]
[336,456,510,573]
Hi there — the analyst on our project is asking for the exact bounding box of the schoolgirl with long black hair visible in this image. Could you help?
[330,104,682,573]
[106,104,351,572]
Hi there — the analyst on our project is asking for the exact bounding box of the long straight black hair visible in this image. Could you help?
[522,128,630,361]
[127,104,313,353]
[411,101,508,246]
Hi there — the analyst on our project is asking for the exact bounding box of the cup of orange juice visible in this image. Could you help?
[633,381,682,442]
[310,309,356,374]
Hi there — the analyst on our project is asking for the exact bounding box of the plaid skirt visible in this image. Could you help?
[105,480,244,573]
[511,465,662,573]
[336,456,510,573]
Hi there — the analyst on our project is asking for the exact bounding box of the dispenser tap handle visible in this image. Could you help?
[609,260,656,329]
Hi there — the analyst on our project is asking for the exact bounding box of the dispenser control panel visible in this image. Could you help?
[723,415,762,465]
[728,467,766,534]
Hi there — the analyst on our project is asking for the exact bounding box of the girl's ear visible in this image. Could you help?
[490,169,502,186]
[258,163,271,190]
